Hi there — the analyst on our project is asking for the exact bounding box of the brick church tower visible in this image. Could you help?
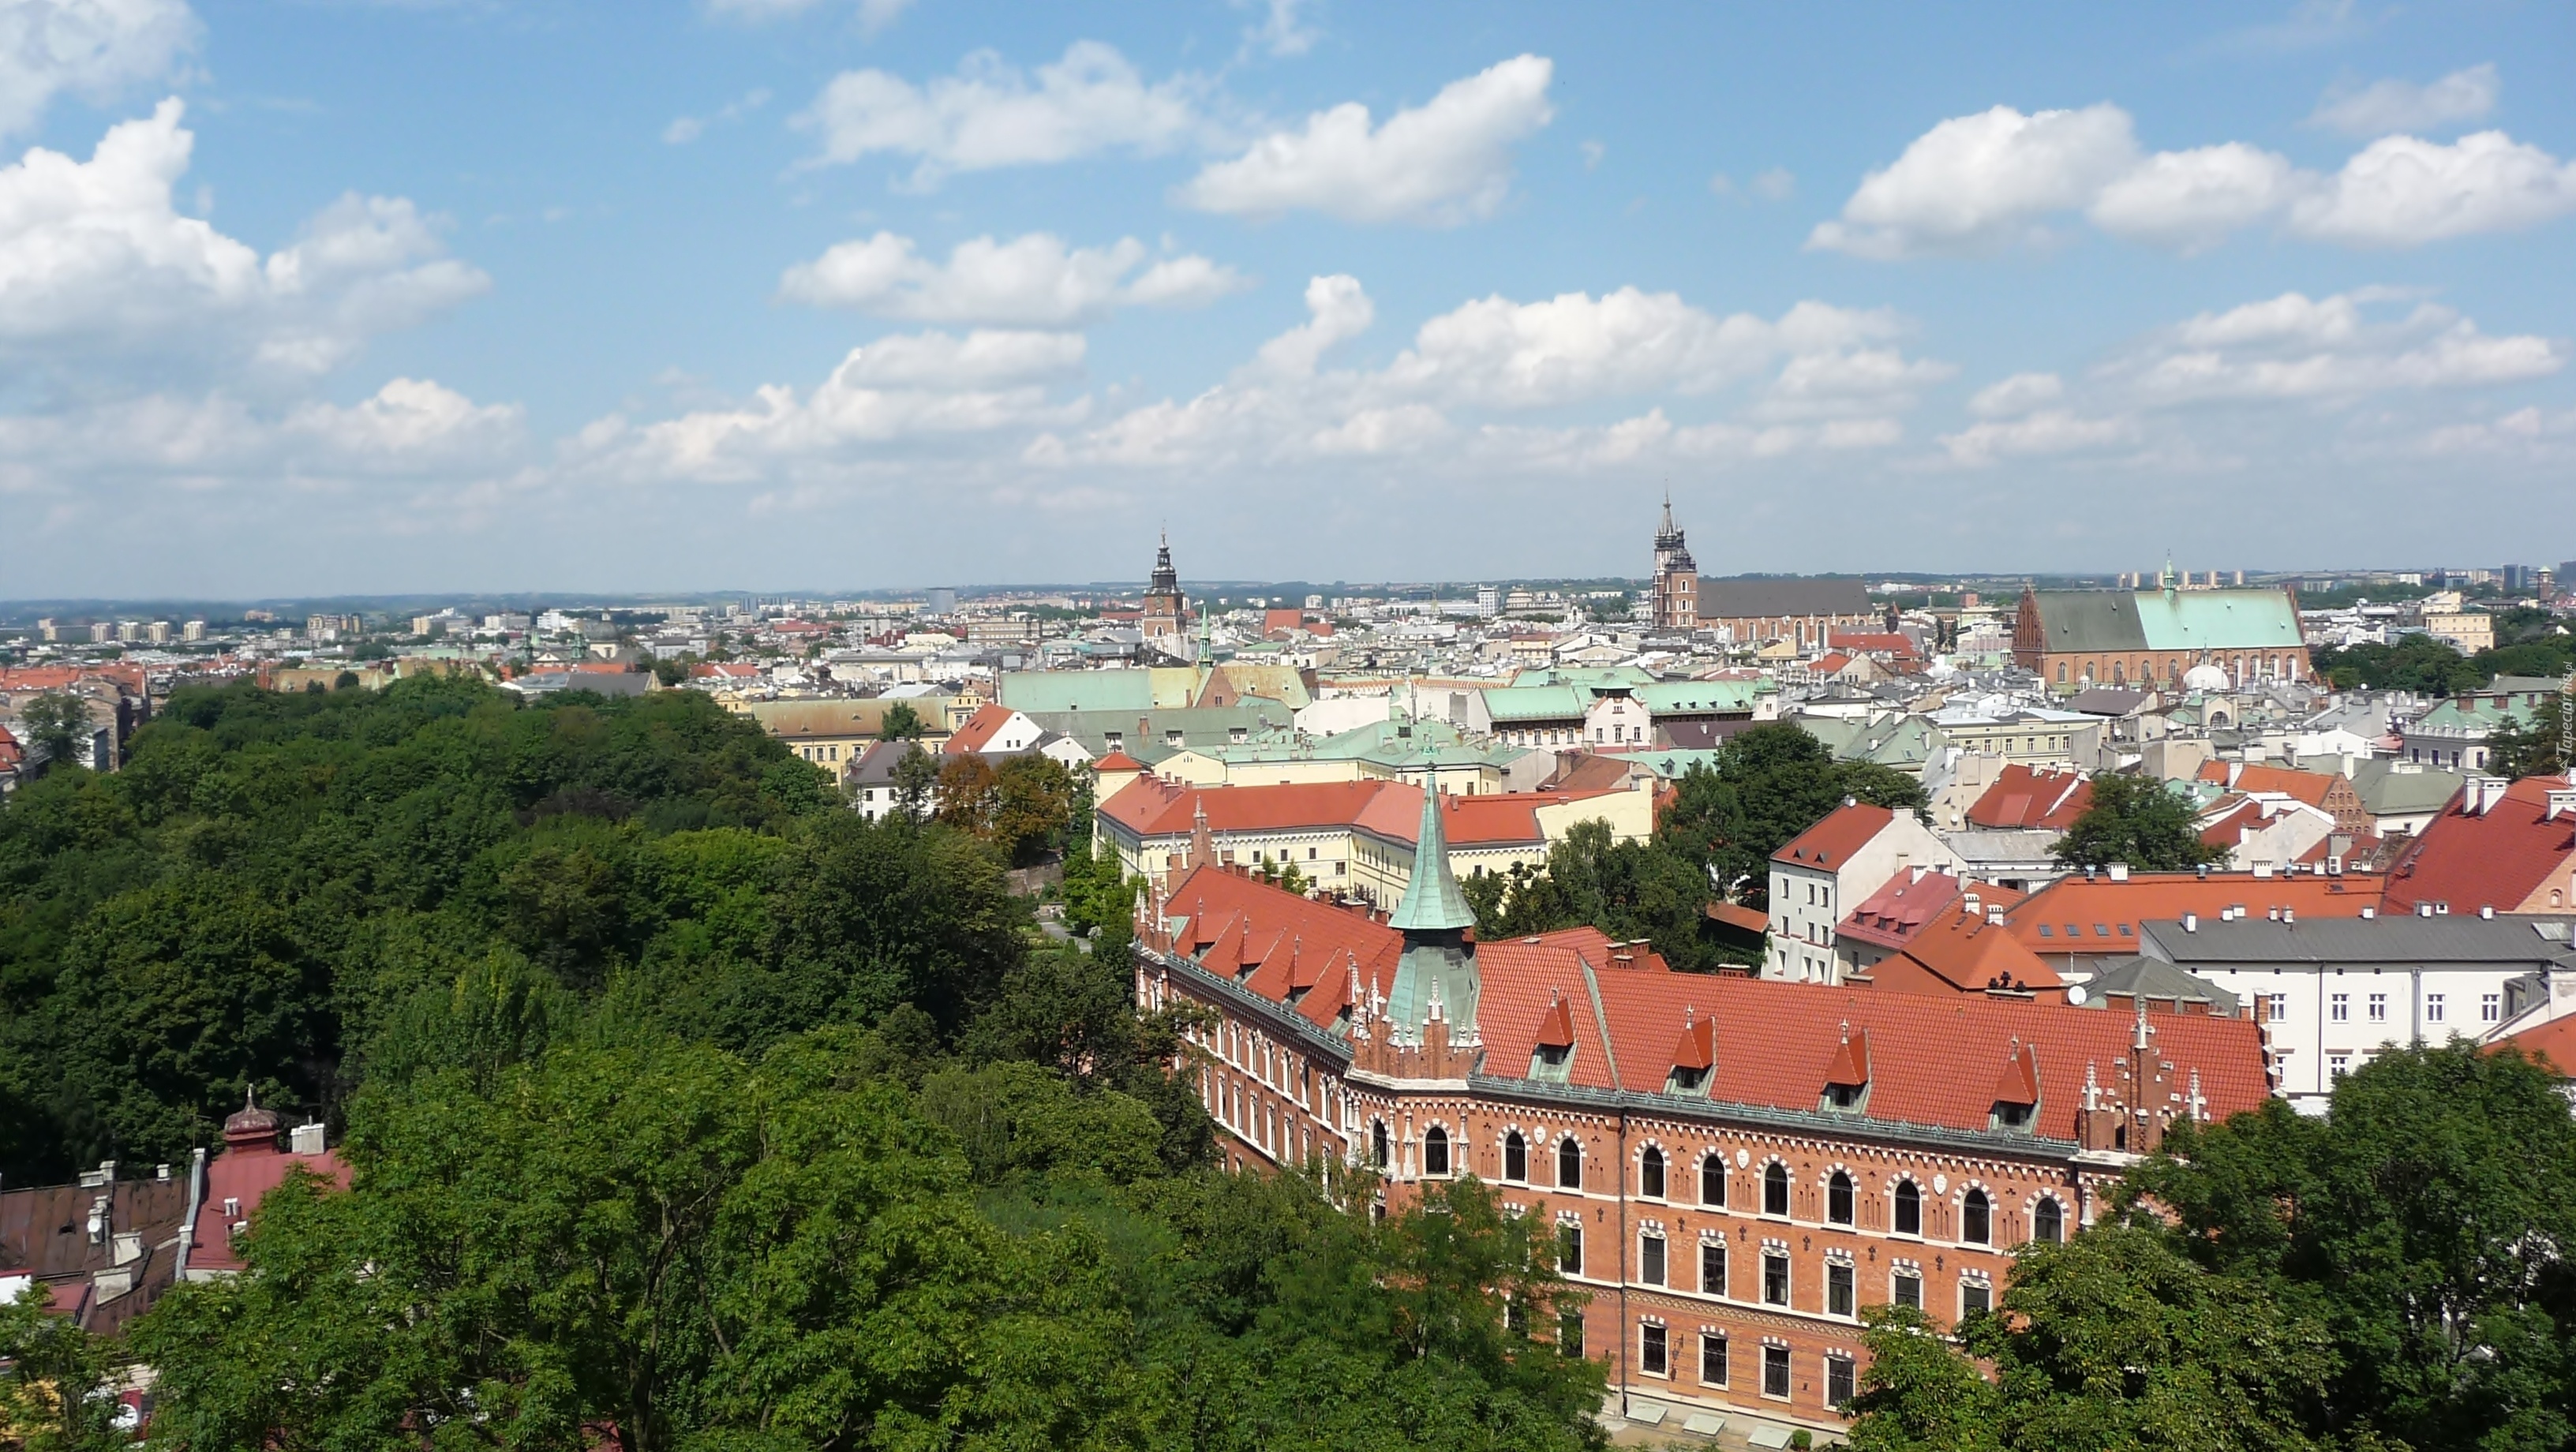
[1651,494,1698,632]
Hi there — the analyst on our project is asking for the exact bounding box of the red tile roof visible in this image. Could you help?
[943,702,1020,754]
[2003,870,2383,956]
[2383,774,2575,915]
[1101,777,1623,850]
[2503,1013,2576,1078]
[1828,631,1919,658]
[1093,749,1147,772]
[1876,900,2063,998]
[1774,803,1894,867]
[1966,765,2094,831]
[187,1137,350,1277]
[1838,870,1968,950]
[1157,866,2271,1140]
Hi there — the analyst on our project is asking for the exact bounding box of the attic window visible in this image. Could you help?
[1990,1101,2035,1132]
[1665,1064,1710,1096]
[1822,1082,1865,1111]
[2037,924,2054,937]
[1530,1042,1574,1082]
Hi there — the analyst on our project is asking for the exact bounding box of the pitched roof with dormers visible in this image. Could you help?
[1151,866,2271,1140]
[2000,870,2383,956]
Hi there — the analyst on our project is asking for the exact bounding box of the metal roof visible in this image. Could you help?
[2140,913,2576,969]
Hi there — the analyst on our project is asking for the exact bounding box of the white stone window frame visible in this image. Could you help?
[1818,1159,1861,1226]
[1952,1177,1998,1247]
[1419,1117,1458,1180]
[1757,1153,1796,1219]
[1634,1136,1673,1201]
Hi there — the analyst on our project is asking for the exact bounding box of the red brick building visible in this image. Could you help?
[1133,786,2273,1433]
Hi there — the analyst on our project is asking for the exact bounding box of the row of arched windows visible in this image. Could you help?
[1487,1133,2068,1248]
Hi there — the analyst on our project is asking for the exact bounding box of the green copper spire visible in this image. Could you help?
[1386,779,1476,933]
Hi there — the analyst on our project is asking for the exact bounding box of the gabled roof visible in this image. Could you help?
[942,702,1022,754]
[1966,765,2093,831]
[1881,900,2063,997]
[2383,774,2576,914]
[1773,802,1895,868]
[1837,870,1967,951]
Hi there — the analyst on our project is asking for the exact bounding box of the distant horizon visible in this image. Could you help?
[0,563,2521,619]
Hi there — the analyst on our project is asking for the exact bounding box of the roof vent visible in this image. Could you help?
[2418,903,2434,918]
[2360,906,2375,919]
[2184,912,2198,932]
[2481,905,2496,920]
[2281,909,2293,926]
[2107,863,2129,882]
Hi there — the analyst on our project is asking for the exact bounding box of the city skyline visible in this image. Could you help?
[3,0,2573,596]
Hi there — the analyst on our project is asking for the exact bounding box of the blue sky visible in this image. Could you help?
[4,0,2572,597]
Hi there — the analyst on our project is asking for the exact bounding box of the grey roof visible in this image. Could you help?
[2078,956,2241,1015]
[2069,687,2147,717]
[2140,914,2576,970]
[2026,591,2151,653]
[1942,827,2064,864]
[1698,577,1874,620]
[2346,759,2466,817]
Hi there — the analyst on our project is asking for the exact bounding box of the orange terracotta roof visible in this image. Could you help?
[1155,866,2272,1139]
[1102,777,1623,851]
[943,702,1020,754]
[2384,775,2575,915]
[1838,870,1970,950]
[1880,901,2063,997]
[1774,803,1894,867]
[2503,1014,2576,1078]
[1093,749,1147,772]
[1966,765,2094,831]
[2003,870,2383,956]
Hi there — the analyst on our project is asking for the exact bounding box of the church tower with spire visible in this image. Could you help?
[1650,493,1698,632]
[1141,532,1187,647]
[1353,769,1483,1082]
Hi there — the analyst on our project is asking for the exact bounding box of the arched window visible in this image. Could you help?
[1503,1130,1528,1183]
[1641,1146,1666,1199]
[1828,1170,1855,1226]
[2055,662,2066,683]
[2032,1196,2063,1244]
[1557,1135,1583,1189]
[1371,1120,1390,1170]
[1700,1154,1728,1207]
[1424,1125,1450,1177]
[1763,1162,1791,1217]
[1894,1178,1922,1237]
[1962,1188,1992,1244]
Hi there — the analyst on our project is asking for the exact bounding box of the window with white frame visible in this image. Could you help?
[1828,1260,1855,1317]
[1762,1344,1791,1398]
[2368,992,2387,1023]
[1827,1353,1856,1409]
[1892,1266,1922,1308]
[1961,1278,1991,1316]
[1701,1240,1726,1295]
[2484,993,2502,1022]
[1640,1233,1666,1286]
[2426,994,2444,1024]
[1639,1322,1668,1377]
[2331,993,2349,1023]
[1762,1249,1790,1306]
[1559,1222,1582,1276]
[1700,1332,1728,1386]
[2330,1053,2350,1080]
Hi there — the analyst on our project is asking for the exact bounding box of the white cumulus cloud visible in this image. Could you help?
[1175,54,1554,225]
[1938,410,2137,466]
[798,42,1203,185]
[0,99,488,380]
[1816,98,2576,256]
[2124,290,2563,402]
[777,230,1247,324]
[1968,371,2065,417]
[2286,130,2576,246]
[2307,63,2498,138]
[0,0,197,140]
[1807,103,2141,258]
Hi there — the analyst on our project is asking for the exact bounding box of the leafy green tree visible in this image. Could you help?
[17,693,92,772]
[2129,1042,2576,1451]
[1657,727,1926,911]
[0,1282,123,1452]
[2483,691,2567,780]
[991,752,1078,866]
[2052,772,2226,871]
[2311,636,2483,695]
[1848,1229,2334,1452]
[890,743,939,821]
[879,701,926,741]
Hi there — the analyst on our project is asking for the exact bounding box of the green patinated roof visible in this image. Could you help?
[2346,759,2466,816]
[2030,589,2302,654]
[998,670,1159,715]
[1386,782,1477,934]
[1636,679,1767,714]
[1601,748,1728,779]
[1512,665,1658,690]
[1480,684,1592,722]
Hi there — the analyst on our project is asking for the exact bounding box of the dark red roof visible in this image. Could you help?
[1837,870,1968,951]
[1773,803,1894,867]
[2384,774,2575,915]
[187,1133,350,1277]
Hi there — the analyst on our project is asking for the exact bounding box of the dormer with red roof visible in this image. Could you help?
[2385,774,2576,916]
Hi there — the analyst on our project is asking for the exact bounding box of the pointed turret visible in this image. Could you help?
[1386,782,1476,934]
[1383,763,1480,1042]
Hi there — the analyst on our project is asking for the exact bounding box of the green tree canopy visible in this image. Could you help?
[2051,772,2226,872]
[879,701,926,741]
